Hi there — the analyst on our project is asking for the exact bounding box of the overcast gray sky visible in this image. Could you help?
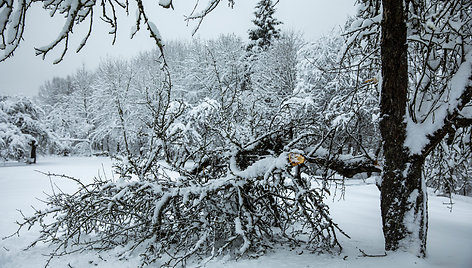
[0,0,356,97]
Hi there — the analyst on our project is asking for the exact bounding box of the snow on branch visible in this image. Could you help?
[0,0,27,62]
[339,1,382,63]
[231,127,381,181]
[0,0,181,63]
[36,0,91,63]
[405,51,472,156]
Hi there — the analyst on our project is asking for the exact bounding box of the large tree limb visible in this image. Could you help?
[305,152,381,178]
[421,81,472,157]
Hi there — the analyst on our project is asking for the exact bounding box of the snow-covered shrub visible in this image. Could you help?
[0,96,62,161]
[0,122,34,160]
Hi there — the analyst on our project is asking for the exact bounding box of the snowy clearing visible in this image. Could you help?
[0,157,471,268]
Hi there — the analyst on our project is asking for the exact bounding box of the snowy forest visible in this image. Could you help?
[1,0,472,267]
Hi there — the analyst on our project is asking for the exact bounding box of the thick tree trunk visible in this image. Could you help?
[380,0,427,256]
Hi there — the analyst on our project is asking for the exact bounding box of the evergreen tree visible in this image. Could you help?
[247,0,282,51]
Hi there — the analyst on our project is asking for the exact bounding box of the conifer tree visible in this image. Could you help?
[247,0,282,51]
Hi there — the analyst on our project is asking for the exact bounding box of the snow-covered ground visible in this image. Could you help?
[0,157,471,268]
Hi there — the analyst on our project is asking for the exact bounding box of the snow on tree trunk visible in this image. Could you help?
[379,0,427,257]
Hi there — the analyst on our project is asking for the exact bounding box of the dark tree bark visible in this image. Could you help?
[379,0,427,256]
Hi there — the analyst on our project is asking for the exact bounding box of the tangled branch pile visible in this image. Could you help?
[15,146,349,267]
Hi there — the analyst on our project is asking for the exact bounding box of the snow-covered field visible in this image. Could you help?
[0,157,471,268]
